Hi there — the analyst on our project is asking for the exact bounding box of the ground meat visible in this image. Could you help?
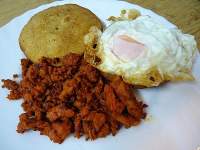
[48,120,72,144]
[110,77,147,120]
[2,53,147,144]
[1,79,21,99]
[46,105,75,121]
[2,79,19,90]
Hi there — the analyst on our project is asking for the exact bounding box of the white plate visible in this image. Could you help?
[0,0,200,150]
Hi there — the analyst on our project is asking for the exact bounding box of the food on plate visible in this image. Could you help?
[84,15,198,87]
[3,2,197,144]
[19,4,103,63]
[2,53,146,143]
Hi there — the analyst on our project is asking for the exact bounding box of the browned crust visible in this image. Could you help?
[19,4,103,63]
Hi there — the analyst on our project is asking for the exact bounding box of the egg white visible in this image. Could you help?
[85,16,198,87]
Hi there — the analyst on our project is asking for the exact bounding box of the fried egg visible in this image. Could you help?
[84,15,198,87]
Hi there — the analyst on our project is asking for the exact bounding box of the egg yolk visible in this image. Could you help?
[112,35,146,61]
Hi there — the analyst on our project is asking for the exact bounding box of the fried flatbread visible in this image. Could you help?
[19,4,103,62]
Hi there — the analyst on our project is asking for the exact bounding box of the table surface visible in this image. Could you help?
[0,0,199,48]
